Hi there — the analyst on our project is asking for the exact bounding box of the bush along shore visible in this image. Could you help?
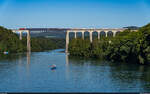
[0,26,65,53]
[69,23,150,65]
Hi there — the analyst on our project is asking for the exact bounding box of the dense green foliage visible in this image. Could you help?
[30,38,65,52]
[69,23,150,65]
[0,26,65,53]
[0,26,26,53]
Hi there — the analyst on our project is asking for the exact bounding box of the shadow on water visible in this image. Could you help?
[0,52,31,85]
[0,53,27,61]
[108,62,150,92]
[0,52,31,73]
[0,53,27,71]
[68,55,107,66]
[67,55,150,92]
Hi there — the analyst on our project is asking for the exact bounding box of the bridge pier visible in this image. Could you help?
[19,31,22,40]
[27,30,31,53]
[66,31,69,53]
[82,31,84,40]
[113,31,117,37]
[89,31,93,43]
[74,32,77,39]
[105,31,108,37]
[98,31,100,39]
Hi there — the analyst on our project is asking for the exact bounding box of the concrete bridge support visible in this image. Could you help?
[105,31,108,37]
[19,31,22,40]
[82,31,84,40]
[27,30,31,53]
[12,30,31,53]
[89,31,93,43]
[98,31,100,39]
[66,31,69,53]
[113,31,117,37]
[74,32,77,39]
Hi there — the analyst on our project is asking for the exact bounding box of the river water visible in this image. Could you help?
[0,49,150,93]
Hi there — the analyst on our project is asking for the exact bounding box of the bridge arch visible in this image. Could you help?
[92,31,98,40]
[116,31,121,36]
[107,31,113,37]
[84,31,90,40]
[100,31,106,38]
[68,32,75,40]
[76,32,82,39]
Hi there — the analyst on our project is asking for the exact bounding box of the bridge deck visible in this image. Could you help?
[17,28,127,31]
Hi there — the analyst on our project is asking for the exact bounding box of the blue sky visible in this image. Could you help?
[0,0,150,29]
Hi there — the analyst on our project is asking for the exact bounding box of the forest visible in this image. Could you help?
[69,23,150,65]
[0,26,65,53]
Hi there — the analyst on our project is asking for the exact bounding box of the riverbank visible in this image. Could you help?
[69,23,150,65]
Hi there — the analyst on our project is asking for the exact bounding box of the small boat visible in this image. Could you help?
[3,51,8,54]
[50,64,56,70]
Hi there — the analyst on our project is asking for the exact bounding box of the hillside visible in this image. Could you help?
[69,23,150,65]
[0,26,65,53]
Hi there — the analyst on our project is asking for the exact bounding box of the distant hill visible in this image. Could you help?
[31,31,66,38]
[21,30,66,38]
[123,26,140,30]
[22,30,82,38]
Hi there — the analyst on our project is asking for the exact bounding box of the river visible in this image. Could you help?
[0,49,150,93]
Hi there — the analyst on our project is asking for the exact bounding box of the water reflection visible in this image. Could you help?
[67,55,150,92]
[18,53,22,66]
[26,52,31,77]
[0,49,150,92]
[65,54,70,80]
[27,52,30,65]
[65,53,69,67]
